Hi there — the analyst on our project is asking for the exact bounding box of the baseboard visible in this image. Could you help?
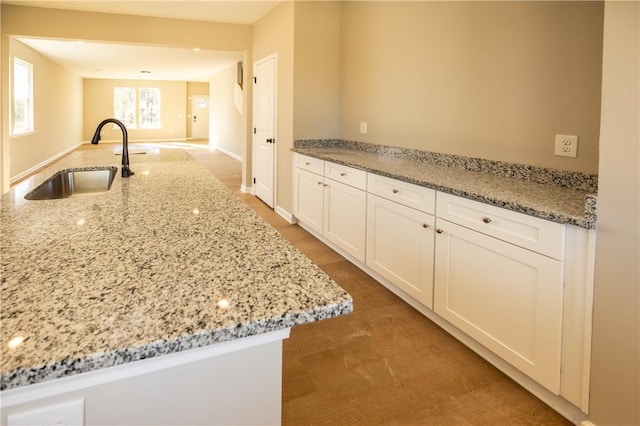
[275,206,295,224]
[10,142,83,185]
[214,146,242,161]
[240,185,253,194]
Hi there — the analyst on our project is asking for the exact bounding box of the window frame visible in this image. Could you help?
[138,87,161,129]
[113,86,137,129]
[11,57,34,136]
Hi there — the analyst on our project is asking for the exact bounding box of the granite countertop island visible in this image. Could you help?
[0,146,353,392]
[293,140,598,229]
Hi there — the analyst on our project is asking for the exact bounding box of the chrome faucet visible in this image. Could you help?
[91,118,134,177]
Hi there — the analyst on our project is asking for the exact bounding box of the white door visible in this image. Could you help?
[253,55,277,208]
[191,95,209,140]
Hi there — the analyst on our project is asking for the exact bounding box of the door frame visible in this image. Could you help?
[252,53,278,208]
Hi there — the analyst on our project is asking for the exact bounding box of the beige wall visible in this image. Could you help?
[339,1,603,174]
[7,38,83,179]
[252,1,294,211]
[293,1,341,140]
[590,1,640,425]
[83,79,187,142]
[210,64,245,159]
[187,82,209,140]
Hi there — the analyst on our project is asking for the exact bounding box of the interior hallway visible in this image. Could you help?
[188,145,571,426]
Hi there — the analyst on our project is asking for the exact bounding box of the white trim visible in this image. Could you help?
[581,229,597,410]
[275,205,295,224]
[215,145,242,161]
[9,142,83,185]
[240,184,251,194]
[1,328,290,409]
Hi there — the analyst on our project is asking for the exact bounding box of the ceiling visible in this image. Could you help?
[6,0,281,82]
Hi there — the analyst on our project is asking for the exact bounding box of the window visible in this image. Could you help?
[114,87,161,129]
[11,57,34,135]
[114,87,136,128]
[139,88,161,128]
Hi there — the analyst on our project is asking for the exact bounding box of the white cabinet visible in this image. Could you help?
[292,153,594,413]
[293,168,324,234]
[433,193,565,394]
[366,194,435,308]
[365,174,436,308]
[293,154,367,263]
[324,179,367,263]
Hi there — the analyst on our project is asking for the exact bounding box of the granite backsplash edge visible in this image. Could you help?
[294,139,598,194]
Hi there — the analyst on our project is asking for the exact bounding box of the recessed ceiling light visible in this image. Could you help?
[193,48,201,52]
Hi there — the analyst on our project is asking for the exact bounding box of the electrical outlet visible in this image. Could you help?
[554,134,578,157]
[359,122,368,134]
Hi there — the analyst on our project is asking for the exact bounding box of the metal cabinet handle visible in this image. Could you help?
[482,217,492,224]
[436,229,444,234]
[340,172,347,177]
[317,181,323,185]
[392,189,399,194]
[305,162,311,166]
[323,183,329,187]
[422,224,430,229]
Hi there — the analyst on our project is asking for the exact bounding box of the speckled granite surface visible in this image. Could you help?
[0,146,352,391]
[293,139,597,229]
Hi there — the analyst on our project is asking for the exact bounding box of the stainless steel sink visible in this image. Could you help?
[25,167,118,200]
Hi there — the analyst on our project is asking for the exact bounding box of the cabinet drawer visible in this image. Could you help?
[325,162,367,190]
[367,173,435,214]
[295,153,324,175]
[436,192,565,260]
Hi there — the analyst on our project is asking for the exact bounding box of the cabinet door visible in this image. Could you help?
[323,178,367,263]
[293,168,324,234]
[366,194,435,308]
[434,219,564,393]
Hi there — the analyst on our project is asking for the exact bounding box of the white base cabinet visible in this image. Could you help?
[293,168,324,235]
[366,194,435,308]
[433,218,564,393]
[293,154,367,263]
[292,153,594,416]
[324,179,367,263]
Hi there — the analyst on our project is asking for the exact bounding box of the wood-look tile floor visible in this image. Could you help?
[52,143,571,426]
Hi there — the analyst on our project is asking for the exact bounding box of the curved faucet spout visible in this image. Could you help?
[91,118,134,178]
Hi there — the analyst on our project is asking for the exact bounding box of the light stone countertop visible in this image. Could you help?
[293,145,597,229]
[0,146,353,391]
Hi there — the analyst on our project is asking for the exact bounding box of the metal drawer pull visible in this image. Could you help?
[340,172,347,176]
[482,217,492,224]
[392,189,399,194]
[422,224,429,229]
[305,162,311,166]
[436,228,444,234]
[317,181,323,185]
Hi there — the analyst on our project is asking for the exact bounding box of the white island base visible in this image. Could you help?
[1,329,290,426]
